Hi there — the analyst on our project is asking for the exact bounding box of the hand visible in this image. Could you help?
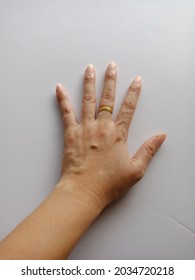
[55,62,166,210]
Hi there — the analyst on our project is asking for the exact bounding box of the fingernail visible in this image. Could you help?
[107,61,116,74]
[56,83,62,91]
[134,76,142,84]
[156,133,167,143]
[56,83,66,102]
[86,64,95,78]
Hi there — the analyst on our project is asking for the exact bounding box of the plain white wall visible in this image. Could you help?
[0,0,195,259]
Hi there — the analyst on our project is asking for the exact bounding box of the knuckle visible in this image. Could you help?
[145,144,156,157]
[98,120,114,138]
[65,135,75,146]
[129,85,139,93]
[115,119,126,127]
[132,161,145,181]
[57,94,66,103]
[103,87,113,101]
[61,106,73,116]
[99,129,106,138]
[83,94,96,104]
[65,129,76,145]
[98,111,111,119]
[66,135,74,145]
[136,167,145,180]
[122,99,136,111]
[115,129,127,142]
[105,71,116,81]
[84,75,94,84]
[115,120,129,142]
[107,120,115,130]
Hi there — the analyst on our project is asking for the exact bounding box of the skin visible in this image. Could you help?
[0,62,166,259]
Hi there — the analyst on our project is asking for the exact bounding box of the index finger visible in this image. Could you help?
[115,76,142,131]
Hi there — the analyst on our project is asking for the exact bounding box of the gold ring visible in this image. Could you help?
[98,106,113,114]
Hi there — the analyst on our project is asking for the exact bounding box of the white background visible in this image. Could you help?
[0,0,195,259]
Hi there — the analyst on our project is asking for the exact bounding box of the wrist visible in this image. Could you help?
[55,175,106,215]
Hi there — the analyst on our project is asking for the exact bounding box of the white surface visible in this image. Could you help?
[0,0,195,259]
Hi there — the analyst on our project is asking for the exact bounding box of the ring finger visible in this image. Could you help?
[97,61,117,119]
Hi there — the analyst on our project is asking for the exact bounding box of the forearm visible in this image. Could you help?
[0,178,103,259]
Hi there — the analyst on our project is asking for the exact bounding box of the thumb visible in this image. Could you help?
[133,133,167,172]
